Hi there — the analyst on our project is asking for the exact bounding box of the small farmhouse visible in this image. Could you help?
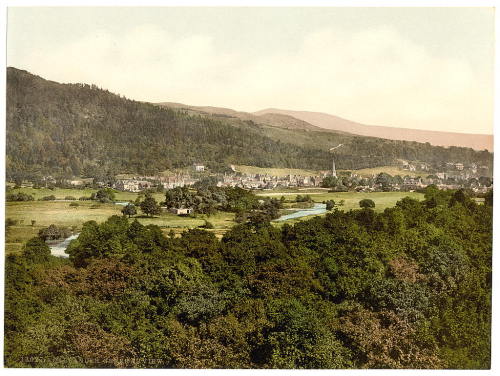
[170,207,193,215]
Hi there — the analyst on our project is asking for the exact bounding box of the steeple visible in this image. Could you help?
[329,144,343,177]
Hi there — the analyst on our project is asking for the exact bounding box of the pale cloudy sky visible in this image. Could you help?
[7,7,495,134]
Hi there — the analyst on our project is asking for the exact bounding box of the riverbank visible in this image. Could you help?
[275,203,327,221]
[48,233,79,257]
[6,190,424,255]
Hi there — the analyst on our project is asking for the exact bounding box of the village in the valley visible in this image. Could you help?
[46,159,492,194]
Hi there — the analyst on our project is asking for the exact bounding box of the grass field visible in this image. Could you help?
[6,187,165,203]
[5,200,235,255]
[6,201,122,255]
[5,188,423,256]
[340,166,429,178]
[258,191,424,212]
[271,191,424,228]
[232,165,321,177]
[256,190,327,196]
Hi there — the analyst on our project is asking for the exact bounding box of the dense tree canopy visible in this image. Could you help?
[6,192,34,202]
[4,188,492,369]
[326,200,335,210]
[164,186,260,215]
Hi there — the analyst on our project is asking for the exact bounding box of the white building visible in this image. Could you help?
[170,207,193,215]
[115,179,153,192]
[193,163,205,172]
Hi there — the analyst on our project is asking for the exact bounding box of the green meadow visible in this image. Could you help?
[5,199,235,255]
[339,165,429,178]
[257,190,424,212]
[6,187,422,255]
[232,165,321,177]
[7,187,165,202]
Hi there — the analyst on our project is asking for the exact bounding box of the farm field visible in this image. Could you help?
[255,188,329,195]
[340,165,429,178]
[232,164,322,177]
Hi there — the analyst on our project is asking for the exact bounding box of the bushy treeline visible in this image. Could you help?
[4,188,492,368]
[38,224,72,241]
[163,186,284,222]
[7,67,492,181]
[6,192,35,202]
[165,186,258,213]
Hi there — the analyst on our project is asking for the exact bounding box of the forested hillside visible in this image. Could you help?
[4,188,492,368]
[7,67,493,180]
[6,68,332,179]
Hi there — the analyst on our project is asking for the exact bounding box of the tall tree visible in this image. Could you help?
[140,194,161,217]
[121,203,137,218]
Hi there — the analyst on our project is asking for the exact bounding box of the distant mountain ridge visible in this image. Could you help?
[255,108,493,152]
[157,102,326,132]
[157,102,492,151]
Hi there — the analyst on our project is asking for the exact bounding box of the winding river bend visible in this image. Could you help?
[49,233,79,258]
[275,203,327,221]
[48,203,325,256]
[49,201,131,257]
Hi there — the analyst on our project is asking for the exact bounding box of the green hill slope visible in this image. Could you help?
[6,68,334,179]
[7,68,493,180]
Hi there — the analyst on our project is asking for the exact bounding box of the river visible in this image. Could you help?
[275,203,327,221]
[49,202,130,257]
[49,233,79,258]
[48,202,324,256]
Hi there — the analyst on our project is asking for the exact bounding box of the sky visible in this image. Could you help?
[7,7,495,134]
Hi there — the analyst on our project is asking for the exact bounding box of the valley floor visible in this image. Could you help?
[5,187,424,255]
